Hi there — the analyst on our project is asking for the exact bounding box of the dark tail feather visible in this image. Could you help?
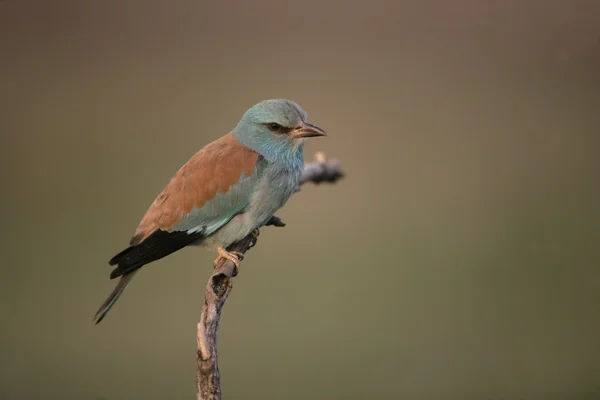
[93,271,137,324]
[108,230,206,279]
[95,230,206,324]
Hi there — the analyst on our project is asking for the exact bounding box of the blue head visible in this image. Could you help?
[232,99,326,163]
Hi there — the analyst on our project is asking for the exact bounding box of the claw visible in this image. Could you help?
[214,247,243,268]
[249,228,260,248]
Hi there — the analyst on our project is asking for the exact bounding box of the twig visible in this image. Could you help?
[196,153,344,400]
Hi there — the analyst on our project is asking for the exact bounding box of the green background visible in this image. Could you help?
[1,1,599,399]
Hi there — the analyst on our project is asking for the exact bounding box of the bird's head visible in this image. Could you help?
[232,99,326,160]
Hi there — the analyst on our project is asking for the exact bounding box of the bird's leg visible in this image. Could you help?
[214,247,244,268]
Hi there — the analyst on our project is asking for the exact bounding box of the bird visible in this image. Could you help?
[93,99,326,324]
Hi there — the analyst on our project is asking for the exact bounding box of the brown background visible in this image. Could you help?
[1,1,600,399]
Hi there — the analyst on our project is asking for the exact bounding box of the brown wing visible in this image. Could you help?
[107,133,260,279]
[130,133,259,244]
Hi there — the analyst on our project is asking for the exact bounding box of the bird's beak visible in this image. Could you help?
[290,123,327,139]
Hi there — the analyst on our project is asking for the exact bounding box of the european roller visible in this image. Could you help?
[93,99,326,323]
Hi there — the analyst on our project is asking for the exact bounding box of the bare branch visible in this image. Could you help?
[196,154,343,400]
[299,152,344,186]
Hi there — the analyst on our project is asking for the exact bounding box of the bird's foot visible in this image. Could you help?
[214,247,244,268]
[249,228,260,248]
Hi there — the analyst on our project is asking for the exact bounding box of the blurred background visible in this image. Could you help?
[1,1,600,399]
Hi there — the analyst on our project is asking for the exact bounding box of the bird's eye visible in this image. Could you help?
[266,123,282,131]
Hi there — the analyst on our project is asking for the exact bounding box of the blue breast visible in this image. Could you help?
[247,149,304,226]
